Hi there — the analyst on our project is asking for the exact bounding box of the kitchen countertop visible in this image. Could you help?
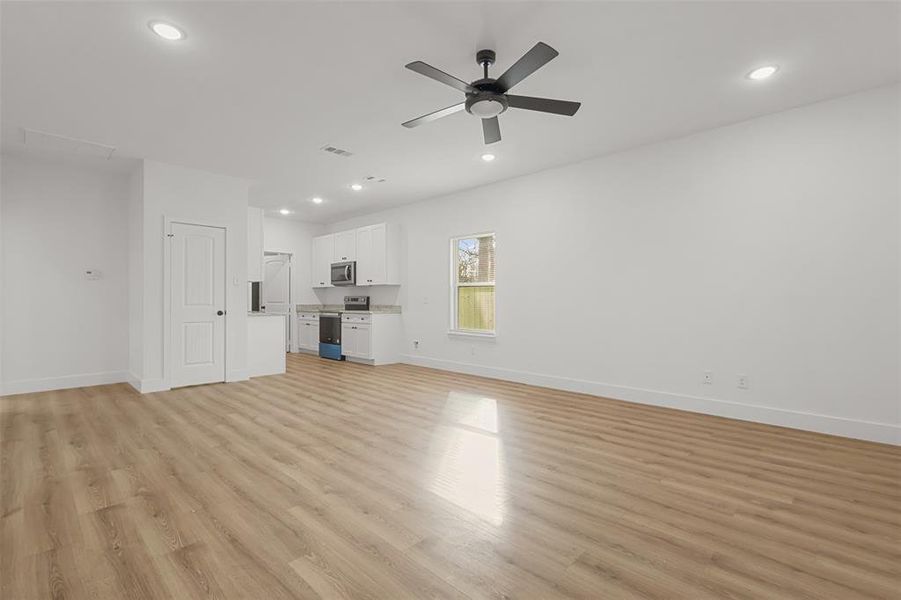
[247,311,286,317]
[296,304,402,314]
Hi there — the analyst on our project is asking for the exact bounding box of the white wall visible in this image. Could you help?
[327,85,900,444]
[130,160,252,391]
[262,216,323,305]
[127,164,143,382]
[0,154,130,393]
[0,154,4,389]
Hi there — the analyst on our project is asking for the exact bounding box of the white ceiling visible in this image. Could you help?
[2,2,898,223]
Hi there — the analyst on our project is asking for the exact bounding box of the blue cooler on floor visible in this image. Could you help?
[318,313,344,361]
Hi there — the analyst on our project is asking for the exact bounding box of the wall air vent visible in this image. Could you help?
[320,144,354,158]
[22,128,116,159]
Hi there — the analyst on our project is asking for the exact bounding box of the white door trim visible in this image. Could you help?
[163,215,231,390]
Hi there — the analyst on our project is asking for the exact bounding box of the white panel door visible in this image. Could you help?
[171,222,226,388]
[263,255,290,311]
[263,254,291,351]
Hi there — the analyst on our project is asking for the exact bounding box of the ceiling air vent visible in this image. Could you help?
[320,144,354,158]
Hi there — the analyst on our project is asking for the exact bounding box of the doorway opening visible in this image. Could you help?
[262,251,293,352]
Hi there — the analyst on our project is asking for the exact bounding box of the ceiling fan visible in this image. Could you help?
[402,42,581,145]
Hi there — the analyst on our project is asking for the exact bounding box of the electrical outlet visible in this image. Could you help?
[471,346,476,356]
[737,375,749,390]
[703,371,713,385]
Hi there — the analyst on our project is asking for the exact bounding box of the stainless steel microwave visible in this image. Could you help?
[330,261,356,286]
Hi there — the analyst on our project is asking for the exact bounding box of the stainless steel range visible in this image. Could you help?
[318,296,369,361]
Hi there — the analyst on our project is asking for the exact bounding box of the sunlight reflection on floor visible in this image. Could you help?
[428,392,507,526]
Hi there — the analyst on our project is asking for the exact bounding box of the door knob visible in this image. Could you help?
[217,310,224,316]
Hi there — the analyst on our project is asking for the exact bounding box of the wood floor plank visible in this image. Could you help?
[1,353,899,599]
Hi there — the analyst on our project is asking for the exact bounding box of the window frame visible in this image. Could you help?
[449,232,497,337]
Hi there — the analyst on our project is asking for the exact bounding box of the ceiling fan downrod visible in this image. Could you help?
[477,49,496,79]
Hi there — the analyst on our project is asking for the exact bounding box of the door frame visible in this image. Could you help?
[163,216,231,389]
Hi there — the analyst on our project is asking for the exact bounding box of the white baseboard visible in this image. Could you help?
[127,372,141,392]
[401,354,900,446]
[227,369,250,383]
[126,375,169,394]
[127,371,247,393]
[1,370,128,396]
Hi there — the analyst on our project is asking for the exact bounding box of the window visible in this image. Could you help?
[451,233,496,334]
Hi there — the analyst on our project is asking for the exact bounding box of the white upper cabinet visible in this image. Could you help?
[312,234,334,288]
[356,226,374,283]
[311,223,399,288]
[247,207,263,282]
[357,223,397,285]
[333,230,356,262]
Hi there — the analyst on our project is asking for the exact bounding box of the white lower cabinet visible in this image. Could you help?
[340,313,401,364]
[341,323,371,359]
[297,313,319,352]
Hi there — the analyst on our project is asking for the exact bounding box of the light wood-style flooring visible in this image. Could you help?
[2,353,900,599]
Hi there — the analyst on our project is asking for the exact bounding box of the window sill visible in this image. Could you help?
[447,330,496,340]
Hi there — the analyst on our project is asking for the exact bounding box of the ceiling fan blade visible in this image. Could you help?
[506,95,581,116]
[482,117,501,145]
[405,61,475,94]
[495,42,559,92]
[402,102,466,128]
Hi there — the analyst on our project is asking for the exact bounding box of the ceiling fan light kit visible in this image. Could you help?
[403,42,581,145]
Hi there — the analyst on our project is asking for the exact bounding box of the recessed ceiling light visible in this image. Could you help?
[311,197,324,204]
[481,153,496,162]
[279,208,292,215]
[149,21,185,41]
[747,65,778,80]
[350,183,363,191]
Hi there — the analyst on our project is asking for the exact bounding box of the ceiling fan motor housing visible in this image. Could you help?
[465,78,508,118]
